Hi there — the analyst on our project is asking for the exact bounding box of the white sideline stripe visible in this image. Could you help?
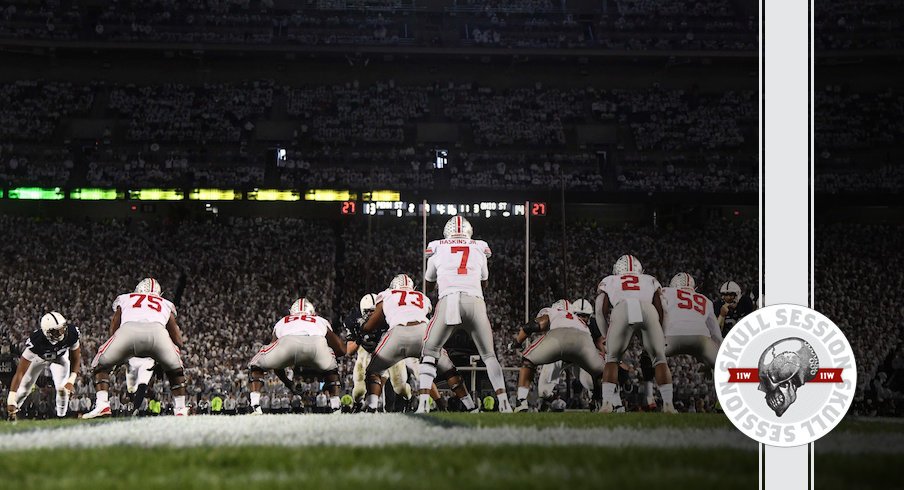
[0,416,898,454]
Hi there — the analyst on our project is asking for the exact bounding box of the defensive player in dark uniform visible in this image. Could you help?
[714,281,756,333]
[6,312,82,421]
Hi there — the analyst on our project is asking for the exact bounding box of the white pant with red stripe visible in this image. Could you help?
[92,322,183,372]
[368,322,456,376]
[522,328,604,379]
[422,294,495,362]
[249,335,337,372]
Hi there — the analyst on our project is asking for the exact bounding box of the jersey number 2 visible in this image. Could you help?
[620,275,640,291]
[451,246,470,274]
[130,294,162,312]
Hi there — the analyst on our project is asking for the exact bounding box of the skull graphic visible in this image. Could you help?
[757,338,819,417]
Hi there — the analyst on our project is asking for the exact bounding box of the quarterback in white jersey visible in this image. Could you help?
[247,297,347,414]
[595,255,676,413]
[661,273,723,368]
[418,216,511,413]
[513,300,604,412]
[84,278,188,419]
[362,274,478,412]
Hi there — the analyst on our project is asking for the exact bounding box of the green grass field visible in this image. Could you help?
[0,413,900,489]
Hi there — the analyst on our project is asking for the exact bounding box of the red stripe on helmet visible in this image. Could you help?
[456,216,462,233]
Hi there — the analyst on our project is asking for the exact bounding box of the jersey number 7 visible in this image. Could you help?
[451,246,470,275]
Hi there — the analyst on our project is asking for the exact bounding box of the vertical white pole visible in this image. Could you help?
[525,201,530,324]
[422,199,428,292]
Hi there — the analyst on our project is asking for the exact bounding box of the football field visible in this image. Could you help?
[1,413,901,490]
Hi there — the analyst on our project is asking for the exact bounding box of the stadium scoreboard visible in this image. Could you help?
[347,201,546,218]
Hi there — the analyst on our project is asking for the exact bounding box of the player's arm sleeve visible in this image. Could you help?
[111,296,121,312]
[706,307,724,344]
[588,317,603,341]
[425,256,438,281]
[479,240,492,258]
[425,240,437,258]
[21,347,41,364]
[595,292,609,337]
[480,255,489,280]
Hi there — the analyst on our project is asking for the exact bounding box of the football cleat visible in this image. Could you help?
[612,255,642,275]
[290,298,316,316]
[135,278,163,296]
[443,216,473,239]
[669,272,696,289]
[598,400,614,413]
[250,406,263,416]
[497,398,513,413]
[174,407,190,417]
[514,400,530,413]
[662,402,678,414]
[82,402,112,419]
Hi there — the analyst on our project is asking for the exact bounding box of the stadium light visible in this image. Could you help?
[129,189,184,201]
[304,189,356,202]
[247,189,301,201]
[363,190,401,202]
[8,187,65,200]
[189,189,242,201]
[70,188,122,200]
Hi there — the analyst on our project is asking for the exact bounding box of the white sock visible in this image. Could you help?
[483,357,507,393]
[645,381,655,404]
[460,395,475,410]
[517,386,529,401]
[602,382,618,405]
[174,395,186,410]
[250,391,261,407]
[96,390,109,404]
[367,394,380,409]
[56,392,69,417]
[329,396,340,410]
[497,393,509,407]
[659,384,674,405]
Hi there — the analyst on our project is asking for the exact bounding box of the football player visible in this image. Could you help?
[361,274,478,413]
[596,255,676,413]
[6,312,81,420]
[84,278,188,418]
[126,357,156,416]
[514,300,604,412]
[344,294,414,411]
[248,298,346,415]
[418,216,510,413]
[715,280,756,332]
[662,273,723,368]
[533,299,600,409]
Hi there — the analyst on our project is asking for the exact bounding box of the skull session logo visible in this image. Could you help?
[715,305,856,447]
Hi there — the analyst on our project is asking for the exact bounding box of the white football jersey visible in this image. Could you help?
[661,287,722,338]
[424,238,490,298]
[537,306,589,333]
[377,288,432,329]
[272,314,332,338]
[113,293,176,326]
[598,273,661,306]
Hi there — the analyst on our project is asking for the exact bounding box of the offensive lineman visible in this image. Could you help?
[514,300,604,412]
[248,298,346,414]
[344,294,414,411]
[6,312,81,420]
[661,273,723,368]
[362,274,478,413]
[596,255,676,413]
[84,278,188,418]
[418,216,511,413]
[533,298,600,409]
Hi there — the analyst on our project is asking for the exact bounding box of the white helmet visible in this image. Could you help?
[571,298,593,317]
[359,293,378,317]
[612,254,642,275]
[551,299,571,311]
[669,272,696,289]
[40,311,68,344]
[443,216,473,239]
[389,274,415,290]
[135,278,162,296]
[290,297,316,316]
[720,281,742,297]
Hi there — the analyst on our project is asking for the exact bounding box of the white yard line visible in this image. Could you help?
[0,415,898,454]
